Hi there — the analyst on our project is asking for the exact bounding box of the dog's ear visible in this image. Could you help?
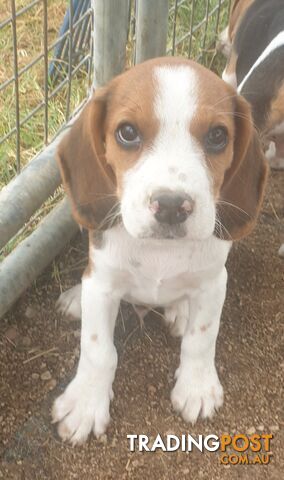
[57,88,117,230]
[216,94,268,240]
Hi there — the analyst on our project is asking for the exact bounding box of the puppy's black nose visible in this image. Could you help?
[149,190,194,225]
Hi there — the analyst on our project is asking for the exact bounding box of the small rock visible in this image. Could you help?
[25,306,37,319]
[246,426,256,435]
[110,437,118,448]
[31,373,39,380]
[98,434,107,445]
[5,327,19,342]
[269,425,279,432]
[67,358,75,369]
[256,425,264,432]
[132,460,140,468]
[278,244,284,258]
[148,385,156,395]
[40,371,52,381]
[228,344,232,352]
[22,336,31,347]
[47,379,57,390]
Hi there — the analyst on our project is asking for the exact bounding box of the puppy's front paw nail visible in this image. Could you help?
[52,377,112,445]
[171,368,223,424]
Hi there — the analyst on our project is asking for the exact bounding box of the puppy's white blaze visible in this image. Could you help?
[121,65,216,240]
[154,66,197,127]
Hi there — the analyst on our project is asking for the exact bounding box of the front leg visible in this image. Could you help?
[171,267,227,424]
[52,271,120,445]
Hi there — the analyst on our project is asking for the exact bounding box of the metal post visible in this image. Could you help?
[135,0,169,64]
[92,0,129,88]
[0,134,63,250]
[0,199,78,319]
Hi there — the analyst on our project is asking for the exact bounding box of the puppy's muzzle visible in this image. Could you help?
[149,190,194,225]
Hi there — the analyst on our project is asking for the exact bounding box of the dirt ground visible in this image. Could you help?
[0,171,283,480]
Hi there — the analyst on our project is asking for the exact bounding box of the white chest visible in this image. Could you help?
[92,226,231,306]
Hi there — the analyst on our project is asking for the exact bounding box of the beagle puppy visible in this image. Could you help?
[222,0,284,170]
[52,57,267,445]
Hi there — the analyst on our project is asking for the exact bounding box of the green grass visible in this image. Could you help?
[167,0,230,71]
[0,0,91,189]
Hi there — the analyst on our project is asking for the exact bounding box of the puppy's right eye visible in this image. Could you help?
[204,126,228,153]
[115,123,141,149]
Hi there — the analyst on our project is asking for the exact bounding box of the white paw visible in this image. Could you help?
[171,367,223,424]
[52,375,112,445]
[56,284,82,319]
[164,300,189,337]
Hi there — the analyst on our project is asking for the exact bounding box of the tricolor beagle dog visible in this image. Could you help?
[52,57,267,445]
[222,0,284,170]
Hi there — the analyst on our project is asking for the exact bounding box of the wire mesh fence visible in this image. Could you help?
[0,0,93,186]
[0,0,231,317]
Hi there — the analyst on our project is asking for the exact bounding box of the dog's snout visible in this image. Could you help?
[149,190,194,225]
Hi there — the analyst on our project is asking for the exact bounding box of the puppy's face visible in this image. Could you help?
[57,57,267,241]
[106,61,235,239]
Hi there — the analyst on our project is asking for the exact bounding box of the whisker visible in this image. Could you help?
[217,200,251,218]
[215,212,233,241]
[212,93,238,108]
[215,110,257,130]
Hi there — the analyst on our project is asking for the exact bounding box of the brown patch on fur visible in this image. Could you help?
[57,60,162,230]
[200,323,211,332]
[228,0,255,43]
[268,82,284,129]
[217,95,268,239]
[189,65,268,240]
[91,334,98,342]
[189,67,236,199]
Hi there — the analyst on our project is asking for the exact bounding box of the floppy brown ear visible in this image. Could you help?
[57,89,117,230]
[216,94,268,240]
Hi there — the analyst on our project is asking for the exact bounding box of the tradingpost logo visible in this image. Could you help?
[127,433,273,465]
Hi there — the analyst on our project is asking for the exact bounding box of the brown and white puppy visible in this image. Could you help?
[222,0,284,170]
[52,57,267,445]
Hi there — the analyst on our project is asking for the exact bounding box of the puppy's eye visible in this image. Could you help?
[115,123,141,149]
[205,126,228,153]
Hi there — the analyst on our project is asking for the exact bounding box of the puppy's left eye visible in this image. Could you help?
[205,126,228,153]
[115,123,141,149]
